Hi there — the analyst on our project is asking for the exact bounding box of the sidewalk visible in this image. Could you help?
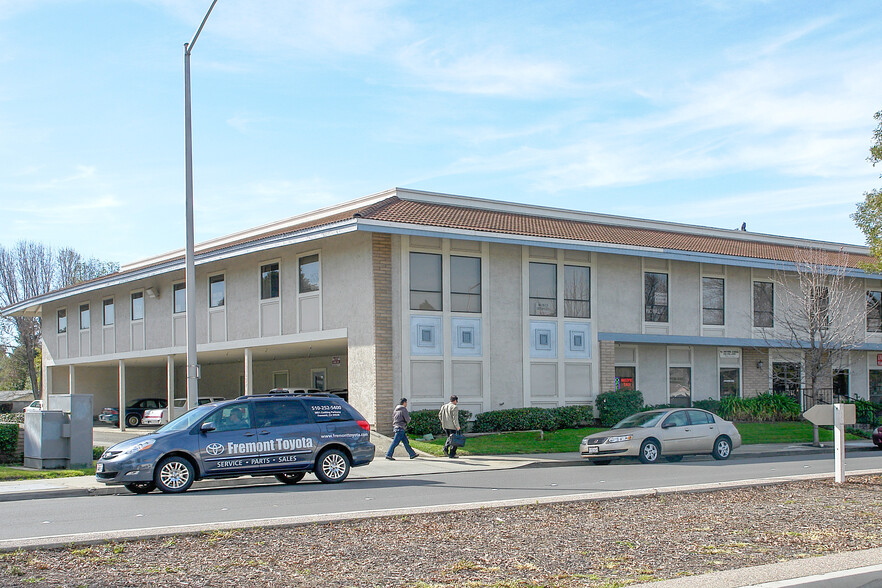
[0,437,876,502]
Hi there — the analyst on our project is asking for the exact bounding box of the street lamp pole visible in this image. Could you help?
[184,0,218,411]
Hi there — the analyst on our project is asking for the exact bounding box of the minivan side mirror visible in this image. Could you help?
[201,422,216,433]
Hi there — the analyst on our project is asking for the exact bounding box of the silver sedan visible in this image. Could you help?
[580,408,742,464]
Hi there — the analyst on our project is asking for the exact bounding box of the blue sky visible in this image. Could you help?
[1,0,880,265]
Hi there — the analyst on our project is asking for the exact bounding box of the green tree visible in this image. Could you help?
[852,110,882,270]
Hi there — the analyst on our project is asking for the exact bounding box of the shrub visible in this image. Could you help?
[93,446,106,460]
[596,389,644,427]
[549,405,595,429]
[473,407,558,433]
[406,408,472,437]
[692,399,721,414]
[719,393,800,422]
[848,399,882,427]
[0,423,19,462]
[0,413,24,425]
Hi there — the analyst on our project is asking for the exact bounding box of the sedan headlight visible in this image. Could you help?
[605,435,632,444]
[120,439,155,456]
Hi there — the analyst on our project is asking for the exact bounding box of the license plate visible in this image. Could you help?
[588,446,599,454]
[96,463,104,473]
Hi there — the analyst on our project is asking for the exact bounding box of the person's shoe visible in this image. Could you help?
[409,454,418,459]
[448,454,458,459]
[443,446,449,455]
[385,455,395,461]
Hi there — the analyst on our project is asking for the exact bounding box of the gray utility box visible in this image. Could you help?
[24,394,93,469]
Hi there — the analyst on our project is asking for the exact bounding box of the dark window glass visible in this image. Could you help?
[871,370,882,404]
[103,299,114,326]
[644,272,668,322]
[57,309,67,334]
[662,410,689,427]
[209,275,225,308]
[131,292,144,321]
[529,262,557,316]
[753,281,774,327]
[173,283,186,314]
[204,403,252,432]
[772,362,801,401]
[303,399,352,423]
[868,291,882,332]
[79,304,90,330]
[450,256,481,313]
[687,410,713,425]
[833,370,849,400]
[669,367,691,407]
[702,277,724,325]
[720,368,740,399]
[410,252,442,311]
[299,254,320,294]
[261,262,280,300]
[253,399,308,428]
[564,265,590,318]
[813,285,830,328]
[615,366,635,390]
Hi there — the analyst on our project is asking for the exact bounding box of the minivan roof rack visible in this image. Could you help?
[236,389,342,400]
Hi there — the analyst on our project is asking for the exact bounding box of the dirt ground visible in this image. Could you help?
[2,476,882,587]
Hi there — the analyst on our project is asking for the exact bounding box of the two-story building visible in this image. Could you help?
[4,188,881,433]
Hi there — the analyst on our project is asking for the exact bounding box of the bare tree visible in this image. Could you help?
[761,248,867,445]
[0,242,54,397]
[56,247,119,289]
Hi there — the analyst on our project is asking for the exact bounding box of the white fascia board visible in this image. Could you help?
[1,220,359,318]
[356,219,877,278]
[393,188,869,255]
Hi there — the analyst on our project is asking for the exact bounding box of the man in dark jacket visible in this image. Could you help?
[385,398,417,460]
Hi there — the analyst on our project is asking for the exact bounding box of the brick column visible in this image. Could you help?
[372,233,395,435]
[742,347,769,398]
[599,340,616,395]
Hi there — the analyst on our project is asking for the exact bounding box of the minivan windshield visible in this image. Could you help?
[612,411,665,429]
[155,404,216,434]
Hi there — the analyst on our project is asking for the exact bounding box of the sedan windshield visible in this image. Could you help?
[612,411,665,429]
[155,403,216,434]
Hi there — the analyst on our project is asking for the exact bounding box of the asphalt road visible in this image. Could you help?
[5,452,882,545]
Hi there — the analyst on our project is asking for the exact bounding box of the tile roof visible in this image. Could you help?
[359,196,875,269]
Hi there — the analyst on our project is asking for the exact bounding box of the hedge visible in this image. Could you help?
[406,409,472,437]
[596,389,644,427]
[549,405,595,429]
[473,407,558,433]
[0,423,19,462]
[719,393,800,422]
[0,413,24,425]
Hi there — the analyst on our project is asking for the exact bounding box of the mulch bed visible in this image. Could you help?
[2,476,882,587]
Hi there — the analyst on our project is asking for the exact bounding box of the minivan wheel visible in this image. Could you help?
[712,436,732,460]
[315,449,350,484]
[154,456,195,493]
[124,482,156,494]
[126,414,140,427]
[275,472,306,485]
[639,439,660,464]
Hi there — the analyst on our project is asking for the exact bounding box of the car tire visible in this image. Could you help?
[124,482,156,494]
[275,472,306,485]
[154,456,195,493]
[591,459,612,466]
[639,439,660,464]
[664,455,684,462]
[314,449,350,484]
[126,414,140,427]
[712,436,732,460]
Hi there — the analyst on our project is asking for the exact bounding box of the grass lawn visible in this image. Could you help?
[409,420,868,456]
[0,464,95,482]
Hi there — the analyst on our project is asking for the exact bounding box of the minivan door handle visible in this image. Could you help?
[258,430,272,436]
[243,432,255,437]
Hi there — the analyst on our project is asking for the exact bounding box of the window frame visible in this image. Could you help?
[102,298,114,327]
[79,303,90,331]
[753,281,774,328]
[563,264,591,319]
[209,274,225,309]
[529,261,558,317]
[298,253,321,295]
[260,261,280,301]
[131,291,144,322]
[449,255,482,313]
[644,272,669,323]
[701,276,725,326]
[409,251,442,312]
[173,282,186,314]
[57,308,67,334]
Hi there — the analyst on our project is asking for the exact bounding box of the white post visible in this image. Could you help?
[69,365,76,396]
[244,348,253,396]
[834,403,846,484]
[44,367,52,409]
[119,360,127,432]
[167,355,175,423]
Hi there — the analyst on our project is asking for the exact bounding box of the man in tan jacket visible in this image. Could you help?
[438,395,460,458]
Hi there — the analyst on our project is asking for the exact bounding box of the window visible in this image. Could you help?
[529,262,557,316]
[687,410,713,425]
[669,367,691,407]
[209,275,225,308]
[410,252,442,311]
[298,254,320,294]
[79,304,90,330]
[871,371,882,404]
[868,291,882,332]
[272,371,289,389]
[253,400,309,428]
[644,272,668,322]
[813,285,830,327]
[753,282,774,327]
[615,366,636,390]
[450,256,481,312]
[173,283,186,314]
[719,368,740,399]
[204,403,252,432]
[261,262,280,300]
[131,292,144,321]
[57,309,67,334]
[103,299,114,326]
[772,362,801,401]
[564,265,590,318]
[833,370,849,400]
[303,399,350,423]
[702,277,724,325]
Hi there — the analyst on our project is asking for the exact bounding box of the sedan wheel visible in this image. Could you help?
[315,449,350,484]
[712,436,732,460]
[639,439,660,464]
[126,414,140,427]
[124,482,156,494]
[155,456,195,493]
[275,472,306,485]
